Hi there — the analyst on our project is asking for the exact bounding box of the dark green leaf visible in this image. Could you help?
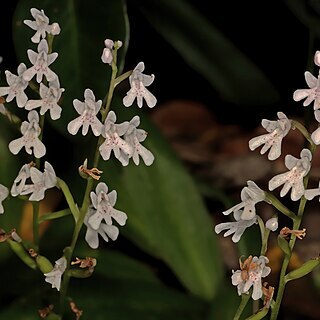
[136,0,279,105]
[101,106,223,300]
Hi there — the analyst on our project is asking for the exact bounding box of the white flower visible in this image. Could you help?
[231,255,271,300]
[24,8,61,43]
[23,39,58,83]
[20,161,57,201]
[293,71,320,110]
[269,149,312,201]
[223,181,265,220]
[315,51,320,67]
[44,256,67,291]
[84,206,119,249]
[0,184,9,214]
[25,79,64,120]
[87,182,127,230]
[249,112,291,160]
[305,181,320,201]
[215,211,257,243]
[311,110,320,145]
[124,115,155,166]
[67,89,103,136]
[101,39,122,65]
[11,163,33,196]
[123,62,157,108]
[99,111,132,165]
[9,110,46,158]
[265,217,278,231]
[0,63,29,108]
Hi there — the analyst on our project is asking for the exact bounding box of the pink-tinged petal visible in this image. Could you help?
[38,39,48,53]
[49,105,62,120]
[280,181,292,198]
[305,188,320,200]
[16,92,28,108]
[284,154,298,170]
[311,127,320,145]
[303,93,316,107]
[27,50,38,65]
[268,172,289,191]
[142,88,157,108]
[99,142,112,160]
[251,280,263,300]
[141,73,155,86]
[137,95,143,108]
[108,190,117,207]
[17,63,27,75]
[33,139,46,158]
[84,88,95,101]
[91,119,103,136]
[96,182,109,195]
[67,117,83,135]
[85,227,99,249]
[267,142,282,161]
[23,67,36,82]
[25,99,42,110]
[110,208,127,226]
[47,52,58,65]
[90,192,98,209]
[88,211,104,230]
[291,181,305,201]
[0,87,10,97]
[104,39,114,48]
[123,89,136,107]
[137,144,154,166]
[45,68,57,82]
[100,224,119,241]
[293,89,311,102]
[305,71,317,88]
[8,138,24,155]
[31,31,42,44]
[73,100,85,115]
[315,51,320,66]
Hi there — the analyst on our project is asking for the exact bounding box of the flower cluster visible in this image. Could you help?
[215,50,320,304]
[0,6,158,297]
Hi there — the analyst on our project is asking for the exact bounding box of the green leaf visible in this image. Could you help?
[101,107,223,300]
[285,257,320,283]
[277,235,291,256]
[13,0,130,134]
[136,0,280,105]
[245,307,269,320]
[38,208,71,223]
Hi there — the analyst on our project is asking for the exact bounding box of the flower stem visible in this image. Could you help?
[264,192,296,221]
[270,191,309,319]
[58,46,120,316]
[32,202,40,249]
[233,293,250,320]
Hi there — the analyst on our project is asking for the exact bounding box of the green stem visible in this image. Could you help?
[264,192,296,221]
[233,293,251,320]
[291,120,314,146]
[257,216,270,256]
[270,191,309,319]
[32,115,45,249]
[32,202,40,249]
[58,47,120,315]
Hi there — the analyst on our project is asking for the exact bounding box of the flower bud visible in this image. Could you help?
[68,268,94,279]
[7,239,37,270]
[36,255,54,274]
[265,217,278,231]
